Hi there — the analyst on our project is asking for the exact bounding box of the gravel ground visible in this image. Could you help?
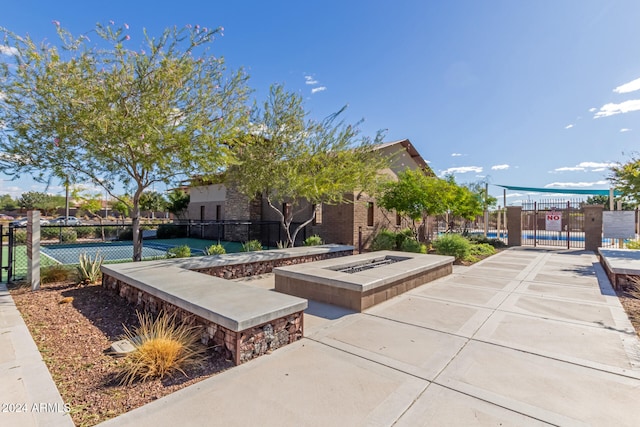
[9,281,233,427]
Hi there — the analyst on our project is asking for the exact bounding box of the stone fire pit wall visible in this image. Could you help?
[274,251,455,312]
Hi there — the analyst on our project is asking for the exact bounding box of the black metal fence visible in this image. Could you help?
[182,220,307,247]
[521,199,585,248]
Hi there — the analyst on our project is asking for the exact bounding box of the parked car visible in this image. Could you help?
[0,214,14,220]
[49,216,82,225]
[10,217,50,227]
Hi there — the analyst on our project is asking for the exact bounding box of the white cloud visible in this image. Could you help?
[311,86,326,94]
[620,128,631,132]
[614,77,640,94]
[589,107,597,112]
[304,75,318,85]
[505,192,524,198]
[552,161,616,173]
[594,99,640,118]
[0,45,18,56]
[0,185,22,197]
[576,161,616,168]
[553,166,585,172]
[544,180,608,188]
[565,124,574,129]
[440,166,483,175]
[491,164,509,170]
[451,153,462,157]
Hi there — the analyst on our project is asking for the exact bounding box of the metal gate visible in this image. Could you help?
[0,224,10,283]
[521,199,585,249]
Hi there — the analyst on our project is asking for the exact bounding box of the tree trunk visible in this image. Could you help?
[131,191,143,262]
[290,211,316,247]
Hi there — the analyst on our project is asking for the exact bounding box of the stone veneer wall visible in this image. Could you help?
[102,275,303,365]
[192,249,354,279]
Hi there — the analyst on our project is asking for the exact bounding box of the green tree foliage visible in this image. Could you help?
[585,194,635,210]
[464,180,497,210]
[79,196,107,239]
[166,189,190,219]
[111,195,132,219]
[17,191,64,214]
[0,194,17,210]
[227,84,387,247]
[610,157,640,207]
[139,191,167,218]
[17,192,46,210]
[444,177,485,221]
[378,169,452,237]
[0,22,250,260]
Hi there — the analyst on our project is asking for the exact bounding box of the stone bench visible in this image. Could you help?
[101,245,354,364]
[598,248,640,290]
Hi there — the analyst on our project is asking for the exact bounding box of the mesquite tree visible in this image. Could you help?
[0,21,250,260]
[228,84,388,247]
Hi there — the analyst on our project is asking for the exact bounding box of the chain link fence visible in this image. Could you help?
[3,221,308,282]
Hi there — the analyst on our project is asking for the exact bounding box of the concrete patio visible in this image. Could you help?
[3,247,640,426]
[99,247,640,426]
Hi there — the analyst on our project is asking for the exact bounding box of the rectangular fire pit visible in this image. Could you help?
[274,251,454,312]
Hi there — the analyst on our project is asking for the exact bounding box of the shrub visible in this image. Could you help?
[469,243,496,257]
[102,226,121,239]
[371,229,397,251]
[205,244,226,255]
[400,238,427,254]
[241,240,263,252]
[626,240,640,250]
[60,228,77,243]
[13,230,26,244]
[166,245,191,258]
[467,234,506,248]
[432,234,471,260]
[395,228,414,250]
[76,252,104,285]
[118,227,133,241]
[41,227,59,240]
[157,224,188,239]
[304,235,324,246]
[41,264,73,284]
[117,310,206,385]
[76,226,97,238]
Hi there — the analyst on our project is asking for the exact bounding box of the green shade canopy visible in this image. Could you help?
[495,185,622,197]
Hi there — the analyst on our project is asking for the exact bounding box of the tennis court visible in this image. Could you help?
[40,238,247,265]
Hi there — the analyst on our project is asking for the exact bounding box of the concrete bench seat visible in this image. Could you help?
[102,263,307,332]
[100,245,354,364]
[598,248,640,290]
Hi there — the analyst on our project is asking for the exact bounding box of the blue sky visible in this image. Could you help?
[2,1,640,205]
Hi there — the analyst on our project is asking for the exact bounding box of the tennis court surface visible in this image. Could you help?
[40,238,241,265]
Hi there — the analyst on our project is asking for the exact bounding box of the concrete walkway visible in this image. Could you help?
[4,247,640,426]
[98,247,640,426]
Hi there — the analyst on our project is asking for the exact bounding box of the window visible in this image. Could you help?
[396,212,402,226]
[200,205,205,221]
[367,202,374,227]
[216,205,221,221]
[313,204,323,225]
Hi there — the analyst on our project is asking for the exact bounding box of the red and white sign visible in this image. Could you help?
[545,211,562,231]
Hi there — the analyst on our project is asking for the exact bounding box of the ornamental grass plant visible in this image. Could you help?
[117,310,206,386]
